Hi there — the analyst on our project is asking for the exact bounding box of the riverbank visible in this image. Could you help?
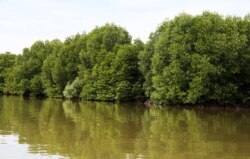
[1,94,249,110]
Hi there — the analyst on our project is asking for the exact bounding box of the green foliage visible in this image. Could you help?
[41,36,85,97]
[63,77,82,99]
[18,78,30,96]
[30,75,43,96]
[0,53,16,94]
[79,24,144,101]
[144,12,250,104]
[138,22,169,98]
[113,44,145,101]
[4,40,57,96]
[0,13,249,105]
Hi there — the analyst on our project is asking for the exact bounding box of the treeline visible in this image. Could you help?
[0,12,249,105]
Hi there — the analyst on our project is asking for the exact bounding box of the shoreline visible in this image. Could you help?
[1,94,249,110]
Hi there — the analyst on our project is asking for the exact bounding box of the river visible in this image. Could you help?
[0,96,249,159]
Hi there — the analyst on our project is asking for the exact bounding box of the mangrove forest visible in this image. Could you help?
[0,12,249,105]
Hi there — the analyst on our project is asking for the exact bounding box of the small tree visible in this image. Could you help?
[63,78,82,99]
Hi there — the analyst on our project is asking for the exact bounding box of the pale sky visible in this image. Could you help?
[0,0,249,53]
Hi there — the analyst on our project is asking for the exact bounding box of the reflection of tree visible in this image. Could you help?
[0,96,250,159]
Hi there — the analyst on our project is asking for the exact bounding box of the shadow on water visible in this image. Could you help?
[0,96,250,159]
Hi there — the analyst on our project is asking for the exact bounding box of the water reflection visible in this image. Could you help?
[0,96,250,159]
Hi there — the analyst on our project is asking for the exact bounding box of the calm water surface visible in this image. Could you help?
[0,96,250,159]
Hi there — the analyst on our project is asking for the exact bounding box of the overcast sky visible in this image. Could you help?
[0,0,249,53]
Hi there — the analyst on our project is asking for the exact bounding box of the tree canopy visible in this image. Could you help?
[144,12,250,104]
[0,13,249,105]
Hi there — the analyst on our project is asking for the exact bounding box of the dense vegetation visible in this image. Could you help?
[0,12,249,105]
